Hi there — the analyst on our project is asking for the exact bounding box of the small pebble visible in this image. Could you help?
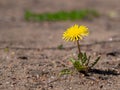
[100,85,103,88]
[69,87,72,90]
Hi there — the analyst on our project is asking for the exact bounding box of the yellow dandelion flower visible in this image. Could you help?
[62,24,89,42]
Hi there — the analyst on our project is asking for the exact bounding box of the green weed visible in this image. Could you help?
[24,9,99,21]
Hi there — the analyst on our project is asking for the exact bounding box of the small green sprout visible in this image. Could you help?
[62,24,100,72]
[4,47,9,52]
[57,44,64,50]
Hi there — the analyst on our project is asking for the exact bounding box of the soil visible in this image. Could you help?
[0,0,120,90]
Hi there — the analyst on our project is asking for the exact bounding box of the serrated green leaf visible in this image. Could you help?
[59,69,72,76]
[90,56,100,68]
[85,56,91,66]
[81,53,87,65]
[69,58,76,64]
[73,61,87,71]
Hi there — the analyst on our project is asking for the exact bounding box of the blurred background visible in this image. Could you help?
[0,0,120,48]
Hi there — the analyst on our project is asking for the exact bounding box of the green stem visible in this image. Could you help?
[77,40,82,60]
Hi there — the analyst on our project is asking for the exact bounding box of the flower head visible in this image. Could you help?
[62,24,89,42]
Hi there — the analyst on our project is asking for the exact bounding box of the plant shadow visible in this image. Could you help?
[89,69,120,75]
[80,69,120,76]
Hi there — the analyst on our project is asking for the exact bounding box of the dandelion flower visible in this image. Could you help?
[62,24,89,42]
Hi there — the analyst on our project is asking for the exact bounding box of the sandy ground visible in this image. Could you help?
[0,0,120,90]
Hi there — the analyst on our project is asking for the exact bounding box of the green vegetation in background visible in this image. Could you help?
[24,9,99,21]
